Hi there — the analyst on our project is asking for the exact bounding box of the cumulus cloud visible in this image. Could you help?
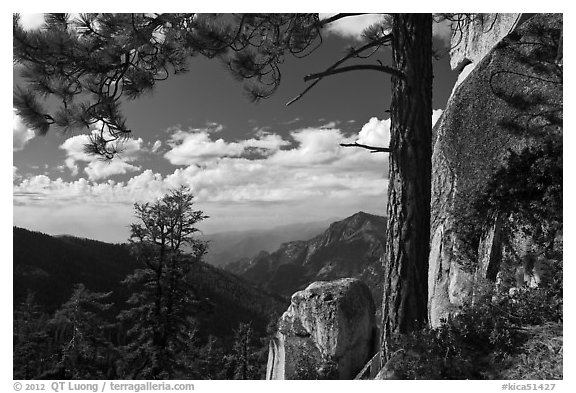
[14,111,444,239]
[13,110,36,151]
[84,160,141,181]
[164,128,290,166]
[18,13,84,31]
[354,110,442,148]
[205,122,224,133]
[14,170,167,209]
[165,131,244,165]
[320,14,390,41]
[14,118,386,237]
[13,166,21,183]
[356,117,390,148]
[320,121,339,129]
[59,130,143,180]
[18,14,45,31]
[151,140,162,153]
[268,128,354,168]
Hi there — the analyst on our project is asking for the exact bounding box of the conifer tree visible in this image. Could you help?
[13,293,51,379]
[227,322,261,380]
[117,186,207,379]
[47,283,115,379]
[197,335,227,379]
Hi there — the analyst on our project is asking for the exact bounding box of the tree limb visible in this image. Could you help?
[305,64,404,81]
[286,34,393,106]
[340,142,391,153]
[317,13,368,27]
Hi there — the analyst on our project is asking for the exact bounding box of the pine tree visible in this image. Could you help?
[46,284,115,379]
[227,322,261,380]
[117,186,208,379]
[13,293,51,379]
[197,335,227,379]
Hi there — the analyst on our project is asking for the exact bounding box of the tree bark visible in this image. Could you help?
[380,14,432,361]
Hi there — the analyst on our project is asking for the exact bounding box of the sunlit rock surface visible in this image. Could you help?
[266,278,377,379]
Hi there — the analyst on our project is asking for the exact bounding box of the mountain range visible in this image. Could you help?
[13,227,287,339]
[200,218,337,268]
[224,211,387,309]
[14,211,387,336]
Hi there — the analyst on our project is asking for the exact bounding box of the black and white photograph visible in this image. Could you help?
[11,8,564,384]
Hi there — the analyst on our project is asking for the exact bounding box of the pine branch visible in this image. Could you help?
[317,13,369,27]
[286,34,393,106]
[340,142,391,153]
[304,64,404,81]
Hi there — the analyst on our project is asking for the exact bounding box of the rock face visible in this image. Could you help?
[428,14,562,326]
[450,14,522,71]
[449,14,522,92]
[266,278,377,380]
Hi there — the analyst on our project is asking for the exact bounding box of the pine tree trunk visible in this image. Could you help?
[381,13,432,361]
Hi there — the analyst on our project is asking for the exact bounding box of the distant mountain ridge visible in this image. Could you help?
[224,212,387,308]
[13,227,139,313]
[201,218,338,268]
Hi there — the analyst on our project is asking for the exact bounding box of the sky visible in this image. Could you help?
[12,13,458,243]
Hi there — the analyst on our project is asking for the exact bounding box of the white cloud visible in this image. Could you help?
[18,14,45,31]
[17,13,84,31]
[356,117,390,148]
[60,134,93,162]
[14,112,443,240]
[151,140,162,153]
[165,131,245,165]
[354,110,442,148]
[268,127,354,167]
[164,128,290,166]
[13,110,36,151]
[14,119,386,238]
[320,14,390,41]
[85,160,140,181]
[205,122,224,133]
[244,134,288,151]
[13,166,21,183]
[59,129,143,181]
[64,157,79,177]
[320,121,339,129]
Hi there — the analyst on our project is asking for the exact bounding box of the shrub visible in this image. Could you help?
[506,259,563,325]
[500,323,563,380]
[386,261,562,380]
[294,350,320,380]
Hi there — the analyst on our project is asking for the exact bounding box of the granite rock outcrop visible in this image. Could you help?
[428,13,562,326]
[266,278,377,379]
